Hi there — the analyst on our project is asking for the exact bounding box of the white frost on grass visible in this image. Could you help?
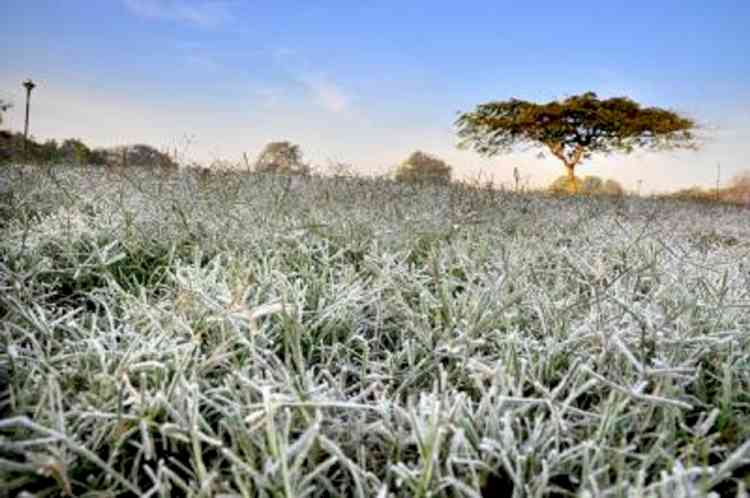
[0,164,748,497]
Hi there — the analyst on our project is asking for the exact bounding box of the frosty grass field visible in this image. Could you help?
[0,164,749,497]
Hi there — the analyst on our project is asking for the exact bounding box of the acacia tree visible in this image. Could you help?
[456,92,697,192]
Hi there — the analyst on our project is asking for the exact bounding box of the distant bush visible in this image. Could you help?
[549,175,624,196]
[580,175,604,193]
[548,175,580,194]
[255,141,310,176]
[601,179,625,196]
[728,170,750,190]
[725,170,750,206]
[664,174,750,207]
[668,186,711,201]
[394,151,452,184]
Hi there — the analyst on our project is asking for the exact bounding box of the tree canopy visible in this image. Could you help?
[456,92,697,191]
[394,151,452,184]
[255,141,310,176]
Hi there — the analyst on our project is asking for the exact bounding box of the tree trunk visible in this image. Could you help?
[566,163,578,193]
[546,142,584,194]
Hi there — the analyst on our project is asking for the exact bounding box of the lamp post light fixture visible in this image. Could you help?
[23,79,36,158]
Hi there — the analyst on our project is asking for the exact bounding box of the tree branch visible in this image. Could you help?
[547,142,566,163]
[570,145,585,167]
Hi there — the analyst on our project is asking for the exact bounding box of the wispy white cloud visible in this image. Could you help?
[123,0,233,28]
[299,75,352,113]
[263,47,353,114]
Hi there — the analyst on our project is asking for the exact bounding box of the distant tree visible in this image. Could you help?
[38,139,61,163]
[60,138,92,164]
[99,144,177,168]
[0,99,11,127]
[394,151,452,184]
[0,132,111,166]
[255,141,310,175]
[127,144,177,168]
[88,149,107,166]
[456,92,697,192]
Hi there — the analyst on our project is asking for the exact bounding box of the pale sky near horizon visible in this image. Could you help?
[1,0,748,192]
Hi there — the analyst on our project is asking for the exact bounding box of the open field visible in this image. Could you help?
[1,165,749,497]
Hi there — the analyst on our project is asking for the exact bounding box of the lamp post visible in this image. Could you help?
[23,79,36,159]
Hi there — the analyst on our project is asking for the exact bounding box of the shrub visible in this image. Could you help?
[548,174,581,194]
[601,178,624,196]
[549,175,624,196]
[666,186,716,203]
[581,175,604,193]
[725,170,750,206]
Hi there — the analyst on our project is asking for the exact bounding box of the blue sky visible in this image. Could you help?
[1,0,748,191]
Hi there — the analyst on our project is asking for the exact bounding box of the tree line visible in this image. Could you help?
[8,90,746,200]
[0,131,178,168]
